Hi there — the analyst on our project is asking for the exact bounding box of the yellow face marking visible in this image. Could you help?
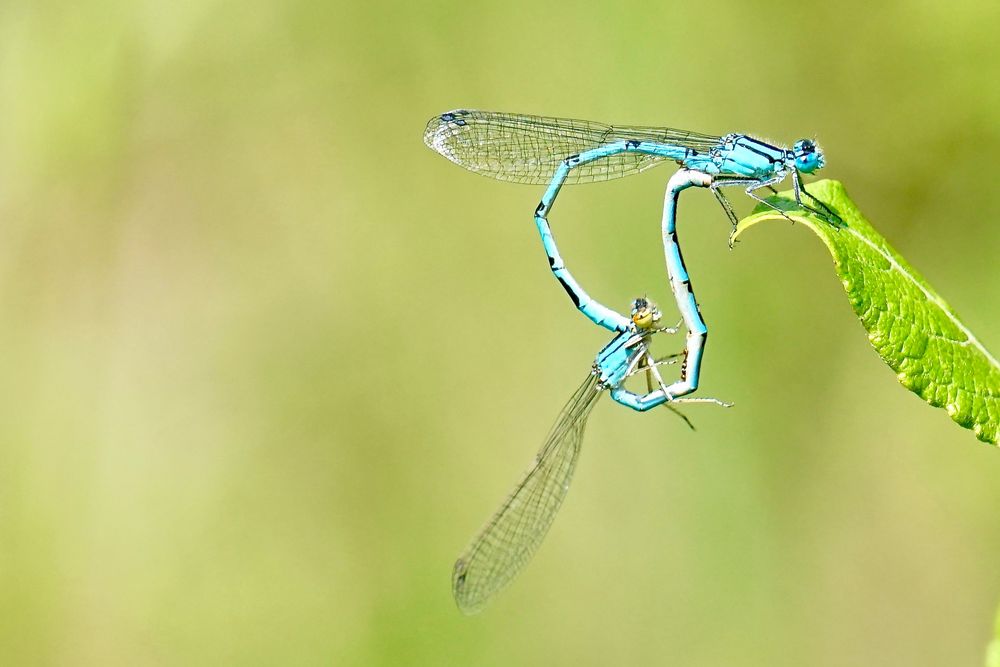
[632,309,654,330]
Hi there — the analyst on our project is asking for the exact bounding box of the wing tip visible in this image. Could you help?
[423,109,472,153]
[452,557,488,615]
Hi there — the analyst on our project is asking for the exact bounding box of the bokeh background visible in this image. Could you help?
[1,1,998,665]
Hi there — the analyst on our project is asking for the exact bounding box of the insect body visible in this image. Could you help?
[424,109,833,228]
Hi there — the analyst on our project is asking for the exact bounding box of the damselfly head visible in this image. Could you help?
[791,139,824,174]
[630,297,661,330]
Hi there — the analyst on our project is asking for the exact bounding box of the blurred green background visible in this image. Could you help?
[1,1,999,665]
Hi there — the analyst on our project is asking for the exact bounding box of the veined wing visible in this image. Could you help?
[424,109,722,185]
[453,372,603,613]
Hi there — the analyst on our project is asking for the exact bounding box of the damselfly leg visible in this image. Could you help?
[632,355,733,410]
[793,171,844,227]
[710,175,796,230]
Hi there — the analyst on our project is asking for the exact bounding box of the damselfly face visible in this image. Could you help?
[630,297,661,330]
[791,139,824,174]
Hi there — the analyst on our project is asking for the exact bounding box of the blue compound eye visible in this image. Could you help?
[792,139,823,173]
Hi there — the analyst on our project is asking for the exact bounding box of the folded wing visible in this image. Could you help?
[424,109,721,185]
[452,372,603,613]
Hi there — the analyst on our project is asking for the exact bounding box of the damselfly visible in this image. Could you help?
[424,110,837,402]
[452,297,728,614]
[424,109,836,227]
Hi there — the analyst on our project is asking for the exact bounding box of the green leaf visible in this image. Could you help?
[732,180,1000,444]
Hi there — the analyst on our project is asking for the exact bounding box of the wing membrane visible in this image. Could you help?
[424,109,722,185]
[453,372,603,613]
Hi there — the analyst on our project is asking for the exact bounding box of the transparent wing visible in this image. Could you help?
[424,109,723,185]
[453,372,603,613]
